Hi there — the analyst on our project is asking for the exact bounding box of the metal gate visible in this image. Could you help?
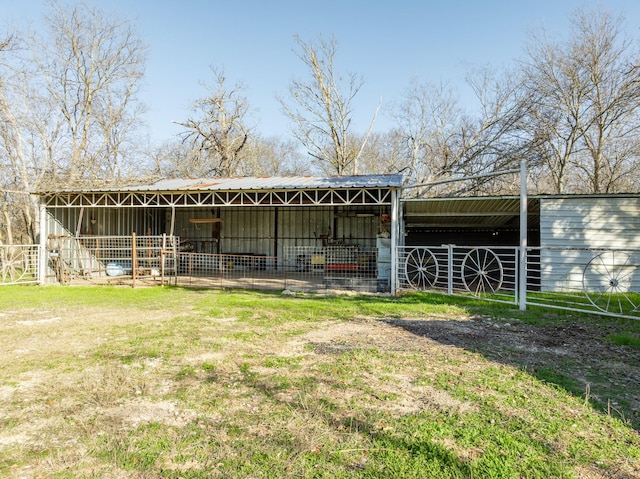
[397,245,640,320]
[0,244,40,285]
[45,235,178,285]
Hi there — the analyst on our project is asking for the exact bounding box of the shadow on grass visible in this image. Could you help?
[172,286,640,429]
[230,361,584,478]
[383,311,640,430]
[241,372,482,478]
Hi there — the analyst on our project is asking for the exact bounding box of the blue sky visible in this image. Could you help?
[2,0,640,145]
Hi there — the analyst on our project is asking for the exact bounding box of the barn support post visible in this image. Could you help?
[38,203,47,285]
[519,158,528,311]
[161,233,167,286]
[75,207,84,237]
[169,206,176,236]
[132,232,137,289]
[390,188,400,294]
[447,244,454,295]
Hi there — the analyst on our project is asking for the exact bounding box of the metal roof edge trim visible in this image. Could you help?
[402,192,640,203]
[35,174,404,195]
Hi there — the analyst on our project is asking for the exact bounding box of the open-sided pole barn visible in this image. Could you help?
[37,175,403,292]
[4,178,636,317]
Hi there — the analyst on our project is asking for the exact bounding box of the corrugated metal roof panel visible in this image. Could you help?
[402,196,539,229]
[45,175,404,193]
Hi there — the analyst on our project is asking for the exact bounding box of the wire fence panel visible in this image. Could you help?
[176,247,381,293]
[0,245,40,285]
[283,245,380,292]
[177,253,287,290]
[40,235,382,292]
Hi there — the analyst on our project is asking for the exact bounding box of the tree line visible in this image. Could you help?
[1,3,640,243]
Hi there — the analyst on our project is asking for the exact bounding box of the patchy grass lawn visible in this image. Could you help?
[0,286,638,478]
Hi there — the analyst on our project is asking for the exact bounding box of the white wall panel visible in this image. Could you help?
[540,197,640,291]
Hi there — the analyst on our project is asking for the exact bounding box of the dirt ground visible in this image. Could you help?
[1,301,639,478]
[298,312,640,430]
[2,305,639,427]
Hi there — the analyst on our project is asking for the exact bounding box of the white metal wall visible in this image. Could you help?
[540,197,640,291]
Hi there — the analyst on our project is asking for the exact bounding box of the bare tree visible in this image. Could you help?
[342,131,401,177]
[149,139,204,178]
[32,1,147,184]
[0,35,53,243]
[521,6,640,193]
[279,34,378,175]
[388,79,461,190]
[0,35,20,244]
[0,2,147,243]
[175,67,252,178]
[238,136,309,176]
[152,134,308,179]
[390,69,530,197]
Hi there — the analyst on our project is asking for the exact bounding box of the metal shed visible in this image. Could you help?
[37,175,403,292]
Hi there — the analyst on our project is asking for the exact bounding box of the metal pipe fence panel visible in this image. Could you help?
[397,245,640,319]
[0,245,40,285]
[397,245,519,304]
[46,235,178,284]
[526,247,640,319]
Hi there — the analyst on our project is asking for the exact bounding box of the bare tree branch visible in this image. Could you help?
[520,6,640,193]
[174,66,252,178]
[0,2,147,242]
[279,34,376,175]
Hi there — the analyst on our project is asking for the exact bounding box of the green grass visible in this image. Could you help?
[0,285,638,478]
[607,332,640,349]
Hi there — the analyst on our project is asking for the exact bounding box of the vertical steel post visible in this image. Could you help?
[169,206,176,236]
[161,233,166,286]
[38,203,47,285]
[75,207,84,237]
[132,232,137,289]
[519,159,528,311]
[447,244,454,295]
[390,188,399,294]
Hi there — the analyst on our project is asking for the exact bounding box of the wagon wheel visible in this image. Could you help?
[404,248,439,290]
[461,248,503,294]
[582,251,639,315]
[1,249,29,283]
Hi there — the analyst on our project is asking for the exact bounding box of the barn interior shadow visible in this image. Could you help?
[382,315,640,431]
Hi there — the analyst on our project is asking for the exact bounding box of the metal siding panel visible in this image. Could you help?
[298,208,313,248]
[46,207,155,238]
[540,197,640,290]
[47,209,74,237]
[541,197,640,249]
[251,207,272,255]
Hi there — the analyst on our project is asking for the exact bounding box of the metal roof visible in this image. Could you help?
[402,196,540,229]
[45,175,404,193]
